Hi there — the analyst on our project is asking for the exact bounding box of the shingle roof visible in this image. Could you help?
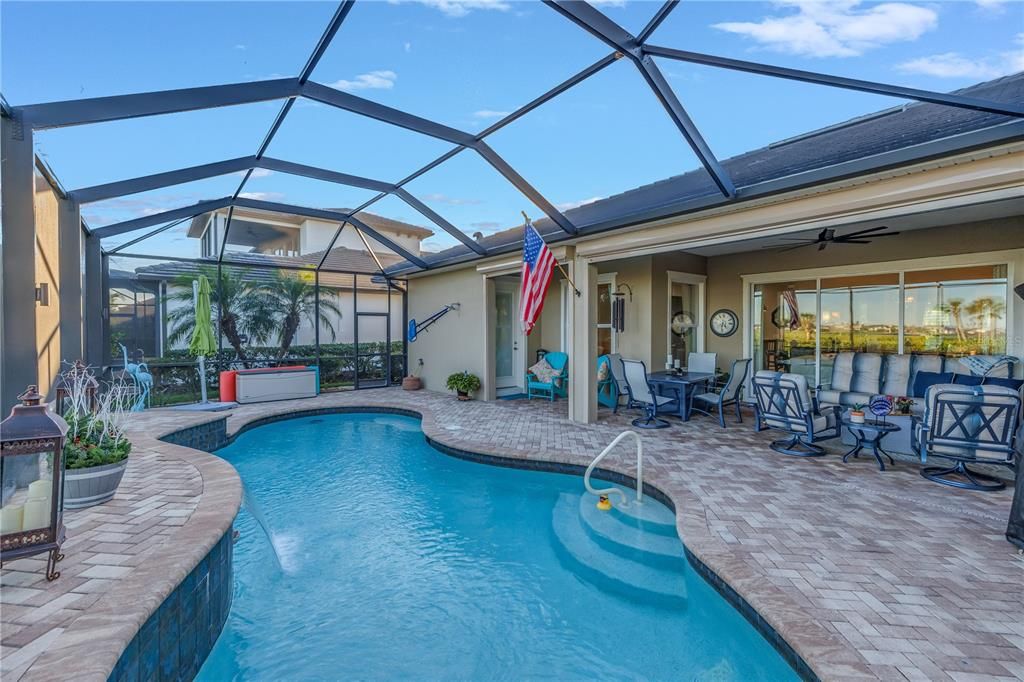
[390,71,1024,274]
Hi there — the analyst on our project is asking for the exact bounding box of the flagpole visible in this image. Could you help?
[521,211,582,297]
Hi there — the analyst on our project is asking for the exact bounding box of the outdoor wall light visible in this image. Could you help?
[0,386,69,580]
[34,283,49,306]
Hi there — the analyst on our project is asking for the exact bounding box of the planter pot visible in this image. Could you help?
[850,412,866,424]
[64,460,128,510]
[402,376,422,391]
[457,391,470,401]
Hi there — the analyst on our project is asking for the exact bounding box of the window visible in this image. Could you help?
[820,273,900,384]
[596,274,616,356]
[904,265,1008,356]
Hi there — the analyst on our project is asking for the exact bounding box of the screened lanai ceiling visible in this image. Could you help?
[5,0,1023,275]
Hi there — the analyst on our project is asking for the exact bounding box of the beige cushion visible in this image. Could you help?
[528,359,560,385]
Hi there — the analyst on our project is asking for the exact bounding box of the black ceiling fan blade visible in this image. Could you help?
[835,232,902,243]
[837,225,892,239]
[831,239,873,244]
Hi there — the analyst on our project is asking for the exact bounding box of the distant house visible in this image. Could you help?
[108,207,432,360]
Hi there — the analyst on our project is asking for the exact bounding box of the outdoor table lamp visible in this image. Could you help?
[1,386,70,580]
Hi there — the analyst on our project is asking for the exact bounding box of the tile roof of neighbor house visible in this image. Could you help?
[388,71,1024,275]
[121,245,403,287]
[187,206,434,240]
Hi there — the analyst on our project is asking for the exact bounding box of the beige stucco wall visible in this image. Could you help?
[34,171,62,396]
[407,266,485,392]
[704,216,1024,369]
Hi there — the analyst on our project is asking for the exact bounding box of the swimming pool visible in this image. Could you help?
[198,412,798,681]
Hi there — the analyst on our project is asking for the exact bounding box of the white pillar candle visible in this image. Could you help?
[1,505,24,534]
[22,497,50,530]
[666,354,673,366]
[674,359,681,370]
[28,479,51,500]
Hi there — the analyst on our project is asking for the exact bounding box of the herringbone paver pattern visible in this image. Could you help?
[2,388,1021,681]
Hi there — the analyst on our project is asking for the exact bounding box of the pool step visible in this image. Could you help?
[577,495,686,572]
[603,487,678,537]
[551,493,687,608]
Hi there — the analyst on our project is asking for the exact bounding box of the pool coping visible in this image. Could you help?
[18,422,242,682]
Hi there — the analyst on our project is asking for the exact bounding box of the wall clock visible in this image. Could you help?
[709,309,739,337]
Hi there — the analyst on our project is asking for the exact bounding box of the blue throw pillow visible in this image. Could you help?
[913,371,954,398]
[982,376,1024,391]
[953,373,984,387]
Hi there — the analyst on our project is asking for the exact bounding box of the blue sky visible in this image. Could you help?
[4,0,1022,254]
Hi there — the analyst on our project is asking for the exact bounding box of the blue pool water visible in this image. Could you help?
[198,413,798,681]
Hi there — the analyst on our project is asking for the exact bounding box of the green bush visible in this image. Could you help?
[63,414,132,470]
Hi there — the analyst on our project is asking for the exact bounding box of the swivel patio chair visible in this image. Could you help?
[526,351,568,401]
[621,359,678,429]
[912,383,1020,491]
[752,370,841,456]
[691,358,752,427]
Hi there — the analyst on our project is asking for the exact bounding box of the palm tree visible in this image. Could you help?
[165,266,277,367]
[259,271,343,359]
[966,296,1006,350]
[947,298,966,343]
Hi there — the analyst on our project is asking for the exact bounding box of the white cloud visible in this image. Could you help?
[404,42,412,53]
[470,221,502,231]
[234,44,246,50]
[237,191,286,201]
[975,0,1009,11]
[421,192,481,206]
[393,0,511,18]
[329,70,397,92]
[898,34,1024,79]
[713,1,938,58]
[234,168,274,179]
[472,109,511,119]
[556,196,603,211]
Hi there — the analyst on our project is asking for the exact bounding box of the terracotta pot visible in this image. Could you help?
[402,376,422,391]
[850,411,866,424]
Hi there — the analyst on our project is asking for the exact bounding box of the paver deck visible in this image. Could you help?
[2,388,1022,681]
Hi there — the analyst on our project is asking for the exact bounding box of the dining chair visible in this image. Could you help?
[687,352,717,375]
[691,358,752,427]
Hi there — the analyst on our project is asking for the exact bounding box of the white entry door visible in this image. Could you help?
[494,279,525,395]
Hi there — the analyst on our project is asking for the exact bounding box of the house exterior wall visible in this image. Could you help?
[34,171,62,395]
[407,267,486,392]
[704,217,1024,371]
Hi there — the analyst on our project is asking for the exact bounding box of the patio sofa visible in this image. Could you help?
[817,352,1019,416]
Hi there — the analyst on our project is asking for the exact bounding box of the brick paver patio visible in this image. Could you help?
[2,388,1022,681]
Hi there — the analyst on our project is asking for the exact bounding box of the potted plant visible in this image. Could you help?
[62,372,133,509]
[894,396,915,415]
[402,360,422,391]
[849,402,866,424]
[445,371,481,401]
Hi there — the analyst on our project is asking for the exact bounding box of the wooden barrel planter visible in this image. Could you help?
[64,460,128,509]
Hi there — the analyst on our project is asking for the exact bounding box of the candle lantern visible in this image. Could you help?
[54,360,99,416]
[1,386,69,580]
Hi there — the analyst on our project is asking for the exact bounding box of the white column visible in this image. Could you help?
[482,276,496,401]
[569,258,598,424]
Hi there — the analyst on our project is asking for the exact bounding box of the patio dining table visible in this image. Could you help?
[648,371,717,422]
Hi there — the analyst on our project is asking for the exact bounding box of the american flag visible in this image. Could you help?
[519,220,556,336]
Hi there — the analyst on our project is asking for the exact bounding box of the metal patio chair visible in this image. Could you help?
[691,358,752,427]
[752,370,841,456]
[912,383,1020,491]
[687,352,717,374]
[621,358,678,429]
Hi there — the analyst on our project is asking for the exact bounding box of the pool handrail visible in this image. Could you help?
[584,430,643,507]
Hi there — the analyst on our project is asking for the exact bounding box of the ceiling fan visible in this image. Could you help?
[766,225,901,252]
